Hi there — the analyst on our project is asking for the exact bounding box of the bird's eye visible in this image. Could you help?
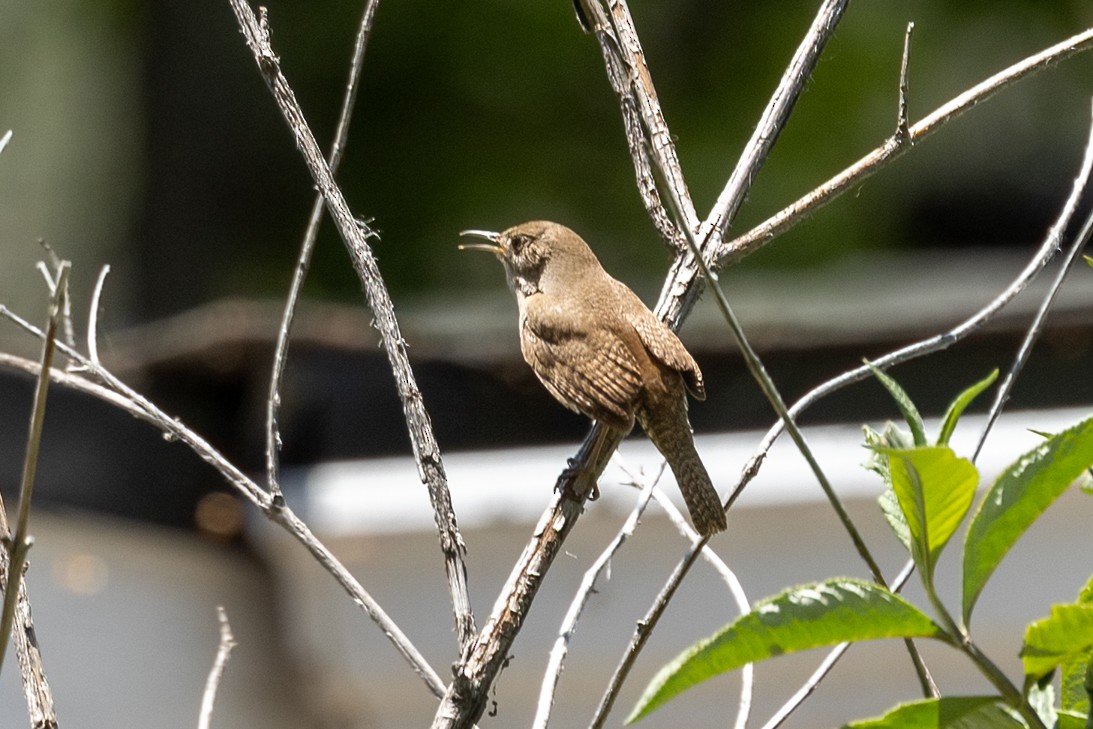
[511,234,531,252]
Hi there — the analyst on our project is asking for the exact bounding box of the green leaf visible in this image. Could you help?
[864,425,916,555]
[1080,575,1093,605]
[868,363,927,447]
[843,696,1025,728]
[1084,254,1093,269]
[1055,709,1089,729]
[1022,604,1093,679]
[878,487,912,552]
[863,423,916,482]
[1061,576,1093,715]
[882,447,979,580]
[963,415,1093,624]
[937,369,999,446]
[863,425,890,481]
[1059,650,1091,715]
[627,579,944,723]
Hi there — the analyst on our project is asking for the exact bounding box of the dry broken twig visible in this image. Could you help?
[197,607,238,729]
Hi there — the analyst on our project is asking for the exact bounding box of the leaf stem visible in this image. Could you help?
[923,575,1045,729]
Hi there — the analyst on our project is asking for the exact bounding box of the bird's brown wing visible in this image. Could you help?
[619,286,705,400]
[520,304,641,429]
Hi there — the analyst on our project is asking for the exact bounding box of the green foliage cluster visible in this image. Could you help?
[628,370,1093,728]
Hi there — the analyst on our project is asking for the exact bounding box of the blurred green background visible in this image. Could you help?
[1,0,1091,324]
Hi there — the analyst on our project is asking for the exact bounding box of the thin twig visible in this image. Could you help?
[589,533,705,729]
[750,92,1093,471]
[265,0,380,504]
[974,175,1093,454]
[198,607,237,729]
[0,263,68,677]
[972,99,1093,459]
[679,201,937,693]
[532,463,663,729]
[0,260,63,727]
[580,459,758,729]
[88,264,111,368]
[688,227,887,583]
[35,246,76,352]
[577,0,690,249]
[228,0,475,648]
[633,466,754,729]
[724,26,1093,265]
[896,22,915,144]
[0,323,447,699]
[701,0,850,257]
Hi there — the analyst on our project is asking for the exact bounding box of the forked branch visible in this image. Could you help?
[722,26,1093,265]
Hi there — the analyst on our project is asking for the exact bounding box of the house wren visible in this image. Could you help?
[459,221,726,536]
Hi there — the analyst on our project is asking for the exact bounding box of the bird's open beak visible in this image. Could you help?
[458,229,504,255]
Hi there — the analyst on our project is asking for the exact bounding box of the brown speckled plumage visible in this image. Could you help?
[461,221,725,536]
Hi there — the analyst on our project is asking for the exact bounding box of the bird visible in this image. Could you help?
[459,220,726,536]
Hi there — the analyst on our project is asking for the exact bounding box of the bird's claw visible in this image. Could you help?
[557,458,599,501]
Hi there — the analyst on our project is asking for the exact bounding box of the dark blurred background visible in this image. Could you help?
[1,1,1092,530]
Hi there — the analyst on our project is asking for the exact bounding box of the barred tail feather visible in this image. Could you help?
[638,404,726,536]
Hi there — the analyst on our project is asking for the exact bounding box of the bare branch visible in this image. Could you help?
[702,0,850,253]
[227,0,475,648]
[589,532,705,728]
[0,262,68,677]
[438,3,854,725]
[0,328,447,699]
[197,607,237,729]
[0,261,62,727]
[651,0,850,333]
[724,26,1093,265]
[577,0,690,249]
[602,0,700,233]
[34,245,76,352]
[974,101,1093,458]
[10,578,57,729]
[432,424,616,729]
[590,119,1093,722]
[532,463,663,729]
[265,0,380,503]
[628,463,755,729]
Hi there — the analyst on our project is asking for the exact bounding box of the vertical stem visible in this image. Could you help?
[0,263,68,676]
[265,0,381,501]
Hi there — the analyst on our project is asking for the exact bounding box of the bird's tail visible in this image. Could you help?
[638,402,726,536]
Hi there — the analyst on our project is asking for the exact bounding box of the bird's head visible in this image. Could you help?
[459,220,600,297]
